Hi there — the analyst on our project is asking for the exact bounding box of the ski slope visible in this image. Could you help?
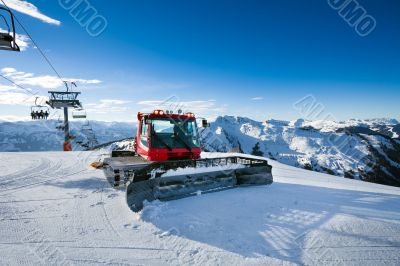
[0,151,399,265]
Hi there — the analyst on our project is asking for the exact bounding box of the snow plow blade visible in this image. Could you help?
[126,156,273,212]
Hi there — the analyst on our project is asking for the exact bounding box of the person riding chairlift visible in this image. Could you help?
[34,110,43,119]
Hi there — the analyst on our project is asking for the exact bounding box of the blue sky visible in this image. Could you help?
[0,0,399,122]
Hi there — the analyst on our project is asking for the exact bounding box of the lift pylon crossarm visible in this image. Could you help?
[47,91,82,109]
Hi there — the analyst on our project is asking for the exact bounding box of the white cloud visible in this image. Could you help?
[1,67,17,74]
[1,67,102,89]
[0,90,34,106]
[0,27,30,51]
[0,83,20,92]
[14,75,62,89]
[15,31,30,51]
[0,67,100,107]
[138,99,216,111]
[85,99,131,114]
[0,28,30,51]
[0,28,32,52]
[1,0,61,25]
[64,78,102,85]
[138,100,215,108]
[0,82,48,107]
[251,97,264,101]
[137,97,227,117]
[97,99,130,105]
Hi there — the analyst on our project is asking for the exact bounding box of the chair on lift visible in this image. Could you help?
[0,7,20,52]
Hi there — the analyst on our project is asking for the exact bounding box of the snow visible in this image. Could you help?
[389,126,399,139]
[161,151,271,177]
[1,151,400,265]
[0,120,135,151]
[202,116,400,182]
[162,164,245,177]
[361,134,400,169]
[296,118,399,133]
[2,117,399,183]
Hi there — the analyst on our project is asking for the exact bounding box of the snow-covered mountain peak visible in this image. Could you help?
[215,115,262,126]
[363,118,399,125]
[203,116,400,187]
[288,118,400,133]
[288,118,306,128]
[266,119,290,127]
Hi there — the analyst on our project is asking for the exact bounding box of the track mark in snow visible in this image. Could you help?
[107,193,119,199]
[0,157,49,181]
[0,168,89,196]
[73,193,88,199]
[0,197,76,204]
[124,223,140,230]
[90,201,105,207]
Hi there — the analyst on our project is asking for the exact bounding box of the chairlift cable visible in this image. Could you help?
[0,13,10,32]
[0,73,35,95]
[1,0,64,83]
[2,1,91,150]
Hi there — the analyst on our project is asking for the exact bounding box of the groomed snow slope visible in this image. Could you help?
[0,152,399,265]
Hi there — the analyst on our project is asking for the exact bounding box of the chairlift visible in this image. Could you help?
[56,124,65,130]
[84,139,98,149]
[73,134,85,146]
[81,143,90,149]
[77,118,98,149]
[81,124,92,131]
[30,97,50,120]
[54,115,64,130]
[72,108,87,119]
[0,7,20,52]
[83,129,95,138]
[81,120,92,131]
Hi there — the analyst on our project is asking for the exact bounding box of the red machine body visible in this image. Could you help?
[135,110,202,161]
[105,110,273,213]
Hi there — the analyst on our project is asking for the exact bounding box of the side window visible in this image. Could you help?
[140,120,148,147]
[141,120,148,136]
[187,121,194,135]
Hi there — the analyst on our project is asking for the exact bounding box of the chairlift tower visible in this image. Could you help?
[46,82,82,151]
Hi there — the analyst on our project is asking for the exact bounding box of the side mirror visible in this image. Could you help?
[201,119,210,128]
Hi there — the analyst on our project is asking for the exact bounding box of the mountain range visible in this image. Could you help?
[200,117,400,187]
[1,117,399,187]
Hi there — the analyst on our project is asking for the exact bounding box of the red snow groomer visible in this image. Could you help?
[103,110,273,212]
[135,110,202,161]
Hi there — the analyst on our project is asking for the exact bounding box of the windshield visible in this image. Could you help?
[149,118,200,149]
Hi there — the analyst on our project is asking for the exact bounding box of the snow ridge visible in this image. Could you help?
[201,116,400,187]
